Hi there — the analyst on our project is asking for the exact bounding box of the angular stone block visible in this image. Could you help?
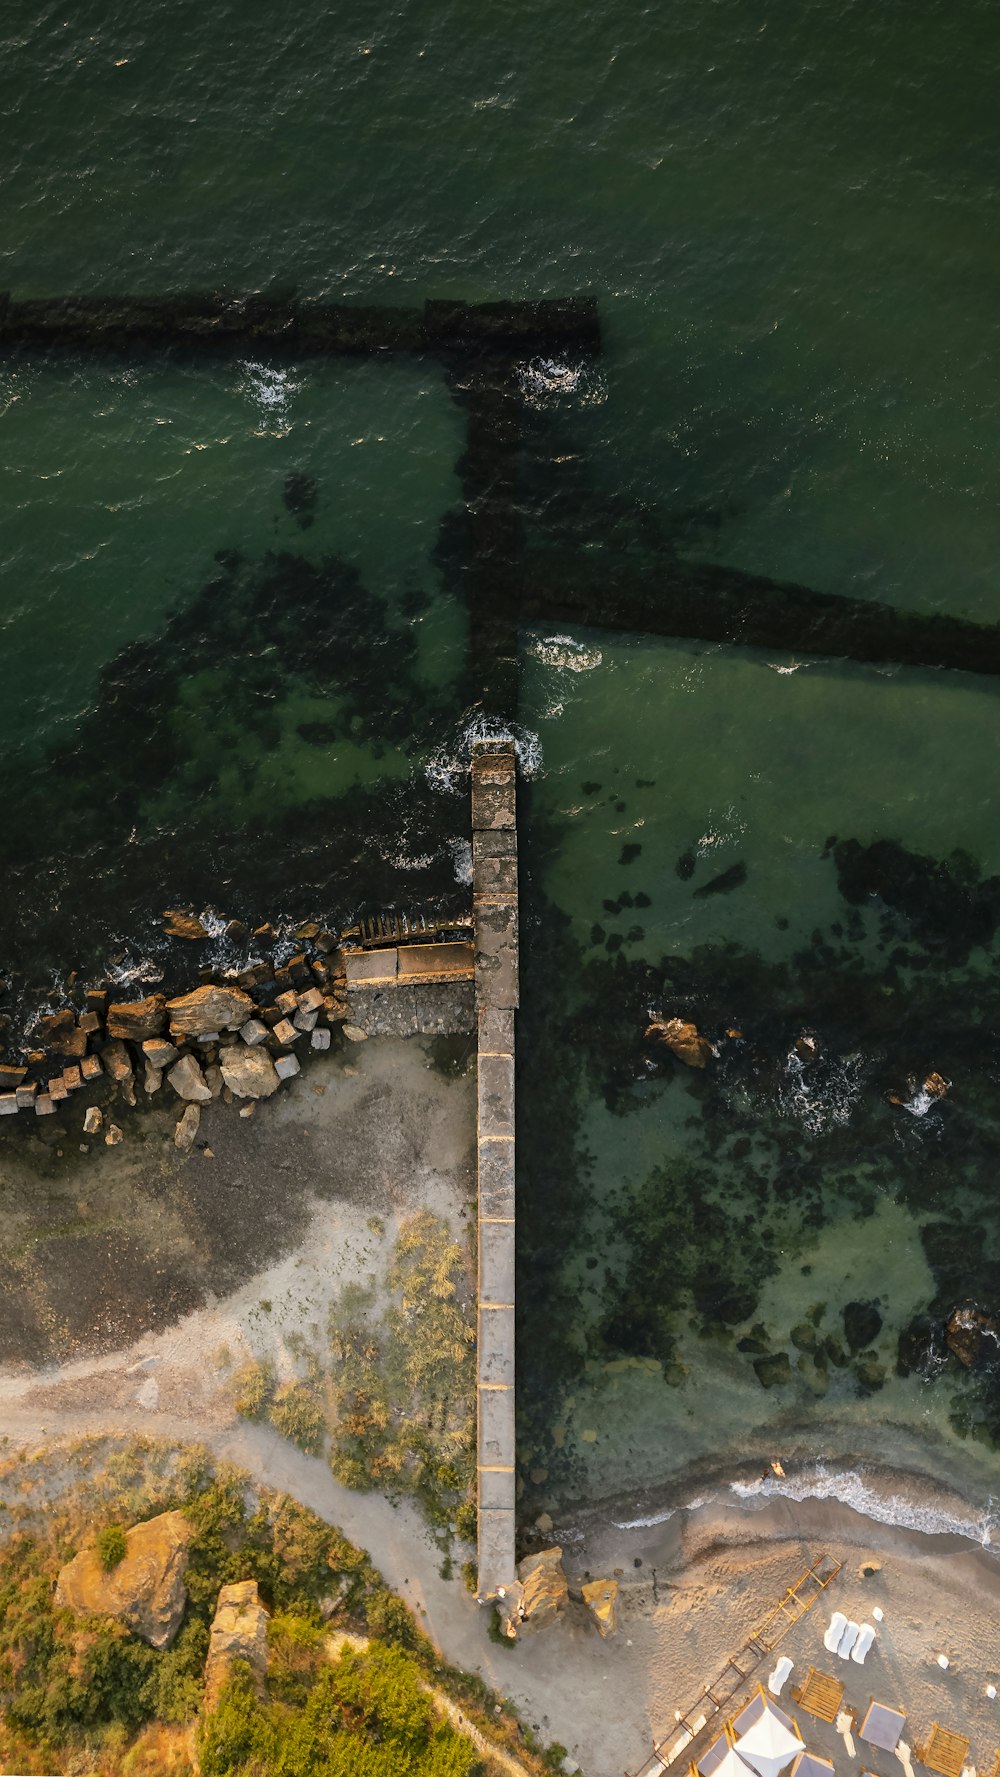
[477,1466,516,1511]
[479,1220,515,1305]
[478,1007,514,1056]
[474,904,519,1010]
[478,1140,515,1218]
[478,1304,514,1386]
[478,1053,514,1140]
[478,1384,515,1468]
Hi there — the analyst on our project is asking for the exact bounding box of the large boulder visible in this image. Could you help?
[645,1016,714,1069]
[166,984,254,1036]
[516,1546,569,1628]
[55,1510,193,1649]
[106,995,166,1041]
[203,1579,269,1710]
[581,1577,619,1638]
[945,1305,1000,1369]
[167,1054,213,1102]
[843,1300,883,1355]
[220,1046,280,1099]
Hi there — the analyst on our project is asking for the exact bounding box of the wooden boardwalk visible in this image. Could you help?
[471,740,519,1600]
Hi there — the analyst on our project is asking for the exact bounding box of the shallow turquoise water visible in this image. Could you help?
[4,0,1000,1511]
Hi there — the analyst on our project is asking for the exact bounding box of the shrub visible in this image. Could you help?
[97,1523,129,1569]
[230,1360,274,1420]
[268,1382,326,1456]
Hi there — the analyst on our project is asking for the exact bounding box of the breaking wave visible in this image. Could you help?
[424,715,543,795]
[730,1463,999,1546]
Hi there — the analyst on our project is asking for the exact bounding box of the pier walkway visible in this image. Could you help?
[471,741,519,1600]
[337,742,519,1600]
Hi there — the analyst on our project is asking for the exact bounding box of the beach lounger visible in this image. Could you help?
[838,1621,861,1660]
[824,1611,848,1653]
[852,1624,877,1664]
[769,1657,794,1697]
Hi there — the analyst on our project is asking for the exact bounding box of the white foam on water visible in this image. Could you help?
[425,715,542,796]
[614,1493,710,1530]
[236,359,299,435]
[448,838,473,885]
[528,633,604,673]
[515,357,607,410]
[105,953,165,985]
[778,1048,868,1135]
[729,1464,999,1547]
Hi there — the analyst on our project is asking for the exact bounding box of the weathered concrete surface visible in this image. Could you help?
[472,741,519,1600]
[346,981,475,1038]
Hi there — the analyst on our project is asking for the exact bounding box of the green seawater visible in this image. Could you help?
[4,0,1000,1523]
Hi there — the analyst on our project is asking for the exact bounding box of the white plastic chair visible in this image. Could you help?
[824,1610,848,1652]
[768,1655,794,1696]
[838,1620,861,1659]
[851,1623,876,1664]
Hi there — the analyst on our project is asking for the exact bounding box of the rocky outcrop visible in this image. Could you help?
[167,1054,213,1102]
[220,1046,280,1099]
[166,985,254,1035]
[106,995,166,1041]
[645,1016,714,1068]
[581,1577,618,1638]
[55,1509,193,1648]
[203,1579,269,1710]
[946,1305,1000,1369]
[516,1547,569,1628]
[163,909,210,940]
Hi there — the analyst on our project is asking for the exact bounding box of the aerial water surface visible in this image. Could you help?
[3,0,1000,1524]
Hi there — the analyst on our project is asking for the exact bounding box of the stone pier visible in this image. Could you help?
[472,741,519,1600]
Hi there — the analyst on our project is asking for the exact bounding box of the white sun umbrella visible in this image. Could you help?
[734,1702,806,1777]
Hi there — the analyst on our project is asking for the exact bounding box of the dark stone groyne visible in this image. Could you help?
[522,555,1000,682]
[0,292,601,363]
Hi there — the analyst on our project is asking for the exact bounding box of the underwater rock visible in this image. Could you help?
[107,994,166,1041]
[693,862,748,899]
[220,1046,280,1099]
[945,1305,1000,1369]
[645,1015,713,1068]
[753,1352,792,1389]
[843,1301,883,1355]
[897,1313,947,1379]
[167,1054,212,1103]
[854,1351,886,1393]
[833,837,1000,963]
[790,1322,818,1351]
[167,984,254,1034]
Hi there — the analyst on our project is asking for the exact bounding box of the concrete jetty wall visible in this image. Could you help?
[472,741,519,1599]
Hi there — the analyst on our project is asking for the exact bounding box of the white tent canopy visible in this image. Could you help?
[711,1749,757,1777]
[734,1703,806,1777]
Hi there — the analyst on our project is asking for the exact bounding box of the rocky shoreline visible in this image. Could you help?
[0,913,358,1144]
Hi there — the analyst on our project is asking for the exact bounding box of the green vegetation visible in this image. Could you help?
[0,1439,547,1777]
[327,1211,476,1534]
[97,1523,129,1570]
[200,1643,479,1777]
[269,1381,327,1457]
[230,1359,274,1419]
